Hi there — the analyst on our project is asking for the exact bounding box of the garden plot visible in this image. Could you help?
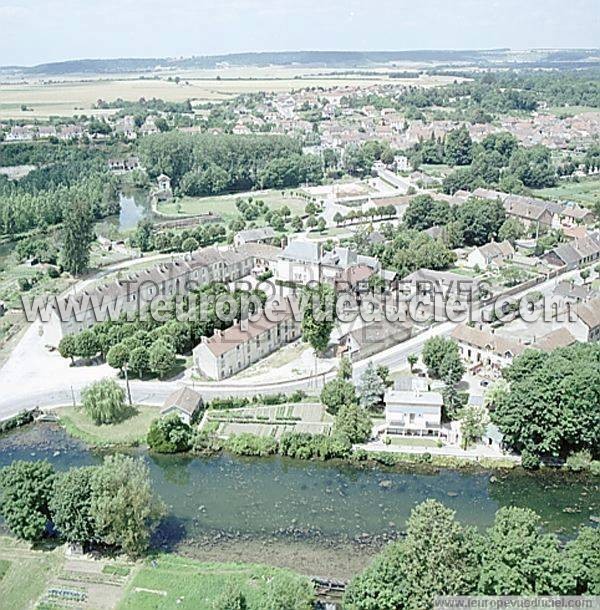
[203,402,334,439]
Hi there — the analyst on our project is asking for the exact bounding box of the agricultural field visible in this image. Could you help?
[533,177,600,209]
[118,555,311,610]
[0,69,458,120]
[156,189,308,221]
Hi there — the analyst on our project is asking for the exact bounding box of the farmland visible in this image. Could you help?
[533,176,600,209]
[0,68,458,120]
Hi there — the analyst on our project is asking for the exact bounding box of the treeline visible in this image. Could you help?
[0,455,164,557]
[344,499,599,609]
[138,132,322,196]
[95,97,193,113]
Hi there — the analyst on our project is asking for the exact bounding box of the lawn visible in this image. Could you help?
[0,537,63,610]
[58,404,161,446]
[388,437,440,448]
[156,189,307,221]
[533,177,600,209]
[117,555,311,610]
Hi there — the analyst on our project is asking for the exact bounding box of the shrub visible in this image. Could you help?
[225,433,277,457]
[520,450,541,470]
[566,450,593,472]
[147,414,192,453]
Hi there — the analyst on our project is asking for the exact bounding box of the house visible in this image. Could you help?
[160,387,203,425]
[339,318,413,361]
[532,328,577,352]
[544,233,600,270]
[400,269,483,302]
[275,241,379,287]
[503,195,553,232]
[193,305,302,380]
[233,227,276,247]
[573,297,600,342]
[383,377,444,437]
[466,240,515,270]
[451,324,525,372]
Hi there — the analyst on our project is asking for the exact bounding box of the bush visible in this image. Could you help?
[521,450,541,470]
[147,414,192,453]
[566,450,593,472]
[225,433,277,457]
[590,461,600,476]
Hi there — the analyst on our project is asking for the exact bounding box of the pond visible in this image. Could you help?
[1,424,597,549]
[115,190,152,231]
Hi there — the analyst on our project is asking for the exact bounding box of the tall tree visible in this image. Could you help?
[61,198,94,275]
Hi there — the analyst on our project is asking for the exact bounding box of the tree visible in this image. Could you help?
[498,217,525,244]
[407,353,418,373]
[444,126,473,166]
[401,500,481,609]
[338,355,352,380]
[456,198,506,246]
[459,406,488,449]
[334,403,372,443]
[422,337,462,379]
[316,217,326,232]
[181,236,199,253]
[148,340,176,379]
[357,361,386,410]
[492,343,600,460]
[439,349,465,386]
[564,527,600,594]
[81,378,128,425]
[90,454,165,557]
[61,198,93,275]
[478,507,573,595]
[74,329,100,360]
[256,572,314,610]
[301,283,335,354]
[106,342,129,372]
[344,541,408,610]
[320,377,357,415]
[147,414,192,453]
[129,346,150,378]
[50,466,96,544]
[134,218,154,251]
[58,334,78,365]
[333,211,344,226]
[0,460,56,540]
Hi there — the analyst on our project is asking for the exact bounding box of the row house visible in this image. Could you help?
[193,305,302,380]
[46,244,281,344]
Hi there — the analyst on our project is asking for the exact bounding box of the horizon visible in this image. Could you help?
[1,0,599,66]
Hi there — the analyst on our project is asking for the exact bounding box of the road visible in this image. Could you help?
[0,265,577,419]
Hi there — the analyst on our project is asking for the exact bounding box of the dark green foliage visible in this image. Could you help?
[224,433,277,457]
[147,414,192,453]
[492,343,600,461]
[0,461,56,540]
[320,377,357,415]
[50,467,96,544]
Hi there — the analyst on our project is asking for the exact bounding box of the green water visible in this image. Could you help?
[0,424,597,548]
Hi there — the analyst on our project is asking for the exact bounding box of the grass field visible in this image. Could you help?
[118,555,311,610]
[156,189,307,220]
[388,437,440,448]
[0,69,458,120]
[0,537,63,610]
[533,177,600,209]
[58,404,161,446]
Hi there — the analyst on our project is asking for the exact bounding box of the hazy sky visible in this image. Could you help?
[1,0,599,66]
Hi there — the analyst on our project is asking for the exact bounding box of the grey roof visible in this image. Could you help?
[280,239,321,263]
[235,227,276,242]
[161,387,202,416]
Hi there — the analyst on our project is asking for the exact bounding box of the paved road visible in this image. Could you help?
[0,267,576,419]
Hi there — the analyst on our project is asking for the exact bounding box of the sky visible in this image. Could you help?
[0,0,599,66]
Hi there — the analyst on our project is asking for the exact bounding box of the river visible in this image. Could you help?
[0,424,598,578]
